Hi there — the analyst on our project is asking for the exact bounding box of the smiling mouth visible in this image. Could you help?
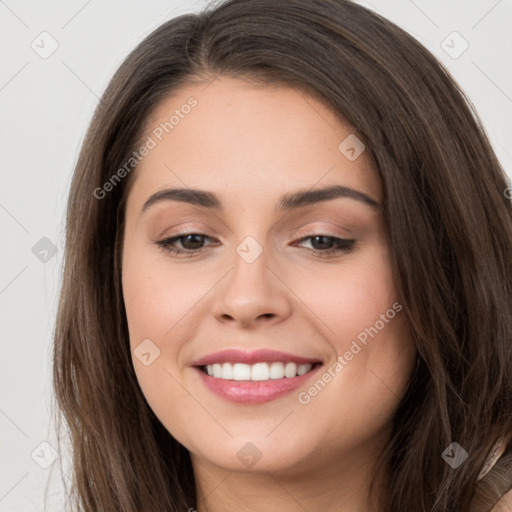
[198,361,322,381]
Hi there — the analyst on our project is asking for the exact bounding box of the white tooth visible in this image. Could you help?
[221,362,233,380]
[284,362,297,378]
[251,362,270,381]
[232,363,251,381]
[297,363,312,376]
[212,363,222,378]
[207,361,313,380]
[269,362,285,379]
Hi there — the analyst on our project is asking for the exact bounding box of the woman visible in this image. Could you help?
[52,0,512,510]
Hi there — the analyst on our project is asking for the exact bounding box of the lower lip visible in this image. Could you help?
[194,364,323,404]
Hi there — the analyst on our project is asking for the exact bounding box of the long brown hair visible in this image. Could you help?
[51,0,512,510]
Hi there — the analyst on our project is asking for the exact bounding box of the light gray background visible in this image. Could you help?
[1,0,511,510]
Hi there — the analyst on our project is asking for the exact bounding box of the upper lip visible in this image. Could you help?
[190,348,323,367]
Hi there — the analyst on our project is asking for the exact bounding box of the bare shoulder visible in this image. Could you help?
[492,488,512,511]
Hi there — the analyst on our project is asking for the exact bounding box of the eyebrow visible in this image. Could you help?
[141,184,380,215]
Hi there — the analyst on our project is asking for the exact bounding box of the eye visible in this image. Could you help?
[292,233,355,257]
[153,232,355,258]
[154,233,216,257]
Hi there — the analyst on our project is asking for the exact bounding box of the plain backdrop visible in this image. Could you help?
[1,0,511,510]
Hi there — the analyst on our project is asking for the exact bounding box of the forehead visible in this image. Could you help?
[126,76,381,213]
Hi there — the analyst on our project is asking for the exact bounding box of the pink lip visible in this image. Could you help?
[190,348,323,367]
[194,363,323,404]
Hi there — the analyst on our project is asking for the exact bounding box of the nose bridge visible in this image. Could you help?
[228,234,272,297]
[212,232,291,326]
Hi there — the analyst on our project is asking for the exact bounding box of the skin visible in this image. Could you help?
[121,76,417,512]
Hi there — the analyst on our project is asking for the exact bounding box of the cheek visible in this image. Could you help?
[122,245,202,439]
[121,236,198,349]
[294,243,415,418]
[293,243,400,348]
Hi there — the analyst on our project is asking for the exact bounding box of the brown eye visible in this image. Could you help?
[293,234,355,257]
[154,233,216,257]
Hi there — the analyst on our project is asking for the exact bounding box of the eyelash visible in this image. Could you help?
[153,231,355,258]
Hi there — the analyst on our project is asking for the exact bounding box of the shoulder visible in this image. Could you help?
[492,488,512,511]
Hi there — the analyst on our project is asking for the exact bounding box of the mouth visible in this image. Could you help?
[197,361,322,381]
[193,361,324,404]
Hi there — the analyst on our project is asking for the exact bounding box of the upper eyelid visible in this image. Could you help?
[161,221,353,238]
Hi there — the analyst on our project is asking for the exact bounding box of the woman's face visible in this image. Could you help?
[121,76,416,478]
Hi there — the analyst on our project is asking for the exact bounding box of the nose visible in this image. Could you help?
[212,244,292,329]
